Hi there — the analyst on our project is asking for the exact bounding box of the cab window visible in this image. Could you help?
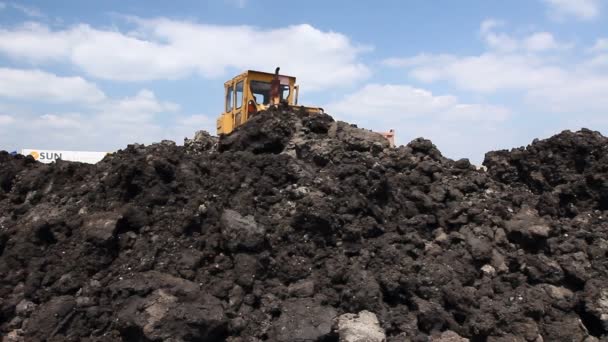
[226,85,233,112]
[250,81,290,104]
[250,81,270,104]
[281,86,290,101]
[235,81,244,109]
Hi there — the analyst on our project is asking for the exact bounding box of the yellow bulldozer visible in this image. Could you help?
[216,67,395,147]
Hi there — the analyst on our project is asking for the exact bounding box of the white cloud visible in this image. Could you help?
[11,112,164,151]
[36,113,82,128]
[324,84,512,163]
[0,2,44,17]
[383,54,456,68]
[396,53,567,93]
[8,2,43,17]
[326,84,509,122]
[0,23,83,61]
[97,89,179,123]
[477,20,570,53]
[386,50,608,113]
[584,53,608,68]
[590,38,608,52]
[175,114,215,129]
[0,65,202,152]
[523,32,563,51]
[0,68,106,103]
[225,0,247,8]
[0,114,14,125]
[480,19,505,35]
[480,20,519,52]
[0,19,371,90]
[542,0,601,20]
[8,111,214,152]
[382,19,608,139]
[526,76,608,113]
[0,90,199,152]
[83,89,181,146]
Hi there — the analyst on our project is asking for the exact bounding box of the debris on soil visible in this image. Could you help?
[1,107,608,341]
[334,310,386,342]
[184,130,218,154]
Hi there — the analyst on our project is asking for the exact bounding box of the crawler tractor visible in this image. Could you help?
[216,67,395,147]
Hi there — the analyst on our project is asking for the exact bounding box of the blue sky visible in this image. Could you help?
[0,0,607,164]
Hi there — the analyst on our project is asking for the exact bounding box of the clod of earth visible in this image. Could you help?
[333,310,386,342]
[1,108,608,341]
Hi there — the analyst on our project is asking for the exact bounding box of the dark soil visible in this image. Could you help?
[1,107,608,341]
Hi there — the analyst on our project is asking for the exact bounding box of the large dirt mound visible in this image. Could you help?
[484,128,608,217]
[1,108,608,341]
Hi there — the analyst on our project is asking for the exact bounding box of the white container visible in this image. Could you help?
[20,149,109,164]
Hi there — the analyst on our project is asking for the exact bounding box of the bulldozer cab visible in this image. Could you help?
[216,69,299,135]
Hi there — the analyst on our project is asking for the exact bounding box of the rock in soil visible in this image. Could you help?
[334,310,386,342]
